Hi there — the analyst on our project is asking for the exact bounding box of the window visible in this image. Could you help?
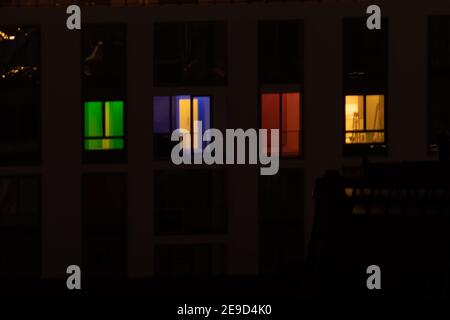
[261,92,301,157]
[259,169,303,275]
[82,173,127,278]
[0,176,40,277]
[82,24,126,98]
[343,18,388,91]
[154,22,227,86]
[258,20,303,84]
[155,170,226,234]
[153,95,211,158]
[84,101,124,150]
[345,95,385,144]
[428,16,450,151]
[343,19,387,153]
[0,25,40,164]
[82,25,126,162]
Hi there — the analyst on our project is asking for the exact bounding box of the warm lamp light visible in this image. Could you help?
[347,103,358,115]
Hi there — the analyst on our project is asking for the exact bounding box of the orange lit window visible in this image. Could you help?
[345,94,385,144]
[261,92,301,156]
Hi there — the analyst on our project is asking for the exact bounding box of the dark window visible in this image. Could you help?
[259,169,303,275]
[0,176,40,277]
[343,19,388,155]
[258,20,303,84]
[82,25,127,163]
[343,18,388,91]
[155,244,225,276]
[82,173,127,278]
[155,170,226,234]
[428,16,450,151]
[82,24,126,99]
[153,95,212,159]
[0,25,40,165]
[154,22,227,86]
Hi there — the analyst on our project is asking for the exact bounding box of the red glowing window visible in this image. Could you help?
[261,92,301,157]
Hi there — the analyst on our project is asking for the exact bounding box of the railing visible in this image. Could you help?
[307,163,450,297]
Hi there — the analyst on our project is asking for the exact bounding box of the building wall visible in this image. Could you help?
[0,0,446,278]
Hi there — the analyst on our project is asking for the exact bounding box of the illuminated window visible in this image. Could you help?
[84,101,124,150]
[261,92,301,157]
[345,95,385,144]
[153,95,211,155]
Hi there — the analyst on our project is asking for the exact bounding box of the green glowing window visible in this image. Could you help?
[84,101,124,150]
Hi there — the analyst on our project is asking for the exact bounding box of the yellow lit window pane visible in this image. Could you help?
[345,95,364,132]
[345,132,385,144]
[178,97,191,150]
[366,131,385,143]
[366,95,384,131]
[345,95,365,144]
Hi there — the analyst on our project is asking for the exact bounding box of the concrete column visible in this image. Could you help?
[41,18,82,278]
[227,18,259,274]
[127,22,155,277]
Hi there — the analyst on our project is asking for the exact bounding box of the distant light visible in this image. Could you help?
[9,36,15,40]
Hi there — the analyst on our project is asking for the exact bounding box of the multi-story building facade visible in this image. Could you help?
[0,0,449,291]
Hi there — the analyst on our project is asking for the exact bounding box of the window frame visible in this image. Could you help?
[0,25,41,166]
[344,94,386,143]
[343,92,388,156]
[82,99,127,163]
[81,172,128,278]
[427,16,450,154]
[83,100,125,151]
[342,17,389,156]
[153,21,228,87]
[0,175,41,228]
[153,94,213,158]
[259,86,303,159]
[258,19,304,85]
[154,169,227,235]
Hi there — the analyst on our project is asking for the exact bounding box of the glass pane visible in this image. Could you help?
[173,95,191,150]
[105,101,124,138]
[0,178,18,216]
[345,95,364,144]
[261,93,280,155]
[193,96,210,152]
[84,101,103,138]
[281,92,300,156]
[18,178,39,216]
[366,131,385,143]
[345,132,384,144]
[85,139,104,150]
[106,138,124,150]
[366,95,385,131]
[153,96,170,134]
